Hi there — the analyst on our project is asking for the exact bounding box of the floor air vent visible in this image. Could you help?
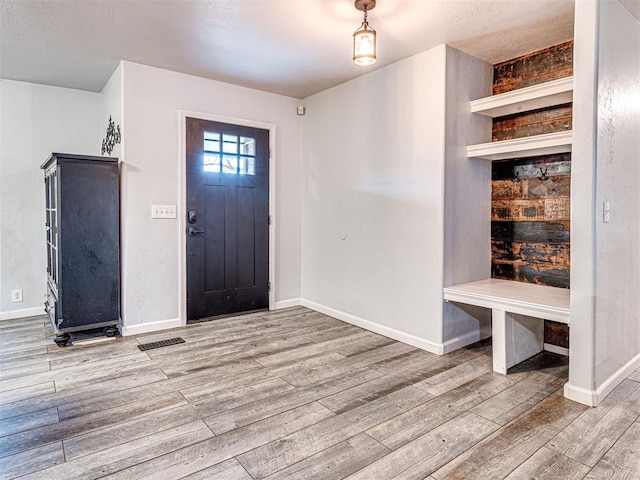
[138,337,185,351]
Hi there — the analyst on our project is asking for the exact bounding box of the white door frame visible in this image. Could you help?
[178,110,276,326]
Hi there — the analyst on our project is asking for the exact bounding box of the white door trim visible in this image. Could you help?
[178,110,277,326]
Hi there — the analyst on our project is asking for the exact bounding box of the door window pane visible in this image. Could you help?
[203,153,221,173]
[222,134,238,154]
[240,137,255,156]
[239,157,256,175]
[204,132,220,152]
[222,155,238,174]
[203,131,256,176]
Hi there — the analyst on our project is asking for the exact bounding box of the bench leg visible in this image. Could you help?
[492,309,544,374]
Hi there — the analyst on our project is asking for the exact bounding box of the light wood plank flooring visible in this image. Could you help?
[1,307,639,479]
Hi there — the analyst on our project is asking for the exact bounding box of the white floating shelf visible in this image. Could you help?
[471,76,574,118]
[467,131,573,161]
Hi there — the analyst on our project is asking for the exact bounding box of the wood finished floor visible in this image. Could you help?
[1,307,640,479]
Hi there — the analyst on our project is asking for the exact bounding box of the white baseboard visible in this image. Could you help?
[0,306,46,321]
[274,298,302,310]
[300,298,443,355]
[594,351,640,405]
[564,350,640,407]
[442,329,489,354]
[121,317,183,336]
[564,383,597,406]
[544,343,570,356]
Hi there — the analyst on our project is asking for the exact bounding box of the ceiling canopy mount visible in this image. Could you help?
[354,0,376,12]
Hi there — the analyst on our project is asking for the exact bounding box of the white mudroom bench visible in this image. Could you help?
[444,278,570,374]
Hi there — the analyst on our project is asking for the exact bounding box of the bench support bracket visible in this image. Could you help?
[492,309,544,374]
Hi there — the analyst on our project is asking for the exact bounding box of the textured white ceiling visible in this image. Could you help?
[0,0,577,99]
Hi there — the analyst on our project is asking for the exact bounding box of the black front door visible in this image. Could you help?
[186,117,269,321]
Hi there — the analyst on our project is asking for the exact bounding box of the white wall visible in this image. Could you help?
[300,46,449,352]
[566,0,599,404]
[99,64,124,327]
[0,80,101,319]
[593,0,640,390]
[568,0,640,406]
[119,62,302,333]
[442,46,493,351]
[100,63,124,160]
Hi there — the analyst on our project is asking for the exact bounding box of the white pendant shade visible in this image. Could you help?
[353,23,376,66]
[352,0,377,66]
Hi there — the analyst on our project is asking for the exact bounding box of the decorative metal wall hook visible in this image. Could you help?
[538,167,549,181]
[101,116,121,155]
[512,171,520,183]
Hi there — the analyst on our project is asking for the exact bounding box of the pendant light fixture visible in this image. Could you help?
[353,0,376,66]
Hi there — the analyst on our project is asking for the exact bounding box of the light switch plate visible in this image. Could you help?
[151,205,177,219]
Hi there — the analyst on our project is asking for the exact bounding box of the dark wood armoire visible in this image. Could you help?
[41,153,120,346]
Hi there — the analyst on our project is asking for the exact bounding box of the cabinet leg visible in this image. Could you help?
[104,326,120,337]
[54,334,71,347]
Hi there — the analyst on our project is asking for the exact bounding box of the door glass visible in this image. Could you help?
[203,131,256,175]
[222,155,238,174]
[222,134,238,154]
[203,132,220,152]
[239,157,255,175]
[240,137,255,155]
[203,153,221,172]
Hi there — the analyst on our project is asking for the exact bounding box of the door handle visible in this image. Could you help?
[187,225,205,236]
